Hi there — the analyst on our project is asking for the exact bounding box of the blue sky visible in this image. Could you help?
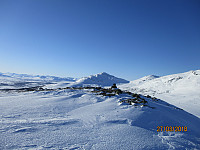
[0,0,199,80]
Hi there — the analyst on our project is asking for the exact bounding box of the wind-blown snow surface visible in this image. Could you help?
[119,70,200,118]
[0,89,200,149]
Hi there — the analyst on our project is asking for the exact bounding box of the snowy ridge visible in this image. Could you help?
[119,69,200,117]
[71,72,129,87]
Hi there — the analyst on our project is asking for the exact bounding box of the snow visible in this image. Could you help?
[0,70,200,149]
[0,71,129,90]
[0,89,200,149]
[70,72,129,87]
[0,72,76,82]
[119,70,200,118]
[0,72,76,89]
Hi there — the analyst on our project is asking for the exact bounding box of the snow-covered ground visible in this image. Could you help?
[0,89,200,149]
[0,70,200,149]
[119,70,200,118]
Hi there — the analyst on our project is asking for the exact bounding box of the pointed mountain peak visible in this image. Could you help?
[93,72,110,77]
[74,72,129,87]
[99,72,109,75]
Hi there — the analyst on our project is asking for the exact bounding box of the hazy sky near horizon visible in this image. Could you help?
[0,0,199,80]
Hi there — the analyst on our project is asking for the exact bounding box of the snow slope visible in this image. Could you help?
[70,72,129,87]
[0,89,200,149]
[119,70,200,118]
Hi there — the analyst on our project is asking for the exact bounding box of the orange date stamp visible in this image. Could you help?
[157,126,187,132]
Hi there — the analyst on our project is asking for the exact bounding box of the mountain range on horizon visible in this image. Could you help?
[1,69,200,118]
[1,69,199,82]
[1,69,200,88]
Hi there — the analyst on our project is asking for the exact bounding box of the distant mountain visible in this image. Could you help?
[0,72,76,89]
[0,72,76,82]
[119,70,200,118]
[71,72,129,87]
[0,72,129,89]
